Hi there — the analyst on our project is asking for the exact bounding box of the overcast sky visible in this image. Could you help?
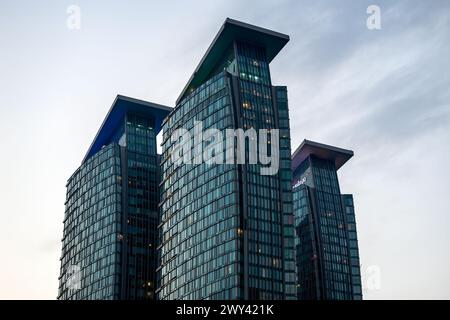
[0,0,449,299]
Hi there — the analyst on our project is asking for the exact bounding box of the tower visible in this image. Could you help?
[58,95,171,300]
[292,139,362,300]
[157,19,296,300]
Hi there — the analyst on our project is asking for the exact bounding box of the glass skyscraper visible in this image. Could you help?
[292,139,362,300]
[157,18,296,300]
[58,18,363,302]
[57,95,171,300]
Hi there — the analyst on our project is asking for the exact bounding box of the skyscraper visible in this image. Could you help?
[58,18,364,302]
[57,95,171,300]
[292,139,362,300]
[157,18,296,300]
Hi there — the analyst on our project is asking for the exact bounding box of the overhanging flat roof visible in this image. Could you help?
[82,95,172,164]
[292,139,354,171]
[176,18,290,104]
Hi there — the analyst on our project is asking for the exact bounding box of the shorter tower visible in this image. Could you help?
[292,140,362,300]
[58,95,171,300]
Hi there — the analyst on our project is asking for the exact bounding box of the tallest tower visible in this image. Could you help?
[157,18,296,300]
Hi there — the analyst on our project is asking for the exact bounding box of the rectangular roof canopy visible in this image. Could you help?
[292,139,354,171]
[176,18,290,104]
[83,95,172,164]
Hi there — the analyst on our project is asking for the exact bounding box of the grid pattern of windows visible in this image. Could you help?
[293,156,361,300]
[235,42,293,299]
[120,113,159,299]
[310,157,352,299]
[294,185,320,299]
[158,72,241,300]
[58,144,121,300]
[342,194,362,300]
[158,41,295,300]
[274,86,297,299]
[58,112,161,300]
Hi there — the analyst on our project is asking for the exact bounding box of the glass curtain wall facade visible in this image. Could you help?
[235,43,296,300]
[342,194,362,299]
[119,113,159,299]
[58,96,171,300]
[291,140,362,300]
[157,19,296,300]
[58,19,364,302]
[58,144,122,300]
[158,72,240,300]
[274,86,297,299]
